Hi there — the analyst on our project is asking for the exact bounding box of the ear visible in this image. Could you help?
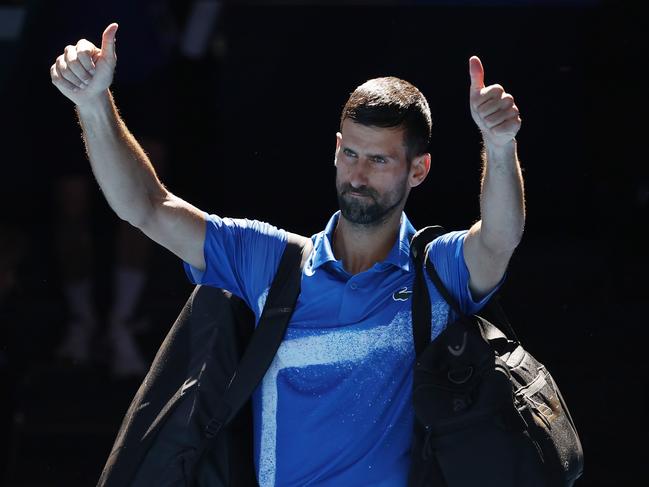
[408,153,431,188]
[334,132,342,166]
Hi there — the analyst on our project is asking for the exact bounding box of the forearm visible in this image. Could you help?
[76,90,167,227]
[477,139,525,253]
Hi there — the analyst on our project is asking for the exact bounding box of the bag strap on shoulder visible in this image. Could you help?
[202,232,313,438]
[411,226,445,356]
[410,225,519,355]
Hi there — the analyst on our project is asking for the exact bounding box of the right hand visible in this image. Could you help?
[50,23,118,107]
[468,55,521,149]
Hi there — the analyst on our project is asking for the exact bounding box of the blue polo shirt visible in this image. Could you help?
[184,211,499,487]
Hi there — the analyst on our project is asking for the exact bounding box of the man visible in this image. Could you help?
[51,22,524,487]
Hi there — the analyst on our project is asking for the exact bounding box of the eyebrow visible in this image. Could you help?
[343,146,392,160]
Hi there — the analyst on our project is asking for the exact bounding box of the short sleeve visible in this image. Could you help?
[425,230,504,317]
[183,213,287,314]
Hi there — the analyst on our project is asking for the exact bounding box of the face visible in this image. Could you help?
[335,119,429,226]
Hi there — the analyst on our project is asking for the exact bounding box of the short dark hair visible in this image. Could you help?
[340,77,432,161]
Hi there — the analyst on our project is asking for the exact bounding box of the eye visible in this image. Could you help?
[372,156,387,164]
[343,148,357,158]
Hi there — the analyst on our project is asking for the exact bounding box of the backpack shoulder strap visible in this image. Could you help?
[412,226,519,351]
[203,231,313,437]
[411,225,446,356]
[423,239,520,344]
[410,225,445,263]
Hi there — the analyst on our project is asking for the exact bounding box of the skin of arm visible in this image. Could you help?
[462,56,526,299]
[50,23,206,271]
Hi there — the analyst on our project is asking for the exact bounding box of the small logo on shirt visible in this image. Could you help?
[392,287,413,301]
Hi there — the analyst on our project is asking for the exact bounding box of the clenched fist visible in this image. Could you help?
[50,23,118,107]
[468,56,521,148]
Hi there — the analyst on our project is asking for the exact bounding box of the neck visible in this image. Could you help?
[332,211,402,275]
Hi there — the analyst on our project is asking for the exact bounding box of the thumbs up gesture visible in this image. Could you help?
[468,56,521,148]
[50,23,119,107]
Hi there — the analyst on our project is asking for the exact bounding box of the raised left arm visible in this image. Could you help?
[462,56,525,299]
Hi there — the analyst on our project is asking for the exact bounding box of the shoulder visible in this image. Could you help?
[206,214,287,238]
[203,214,288,252]
[426,229,469,260]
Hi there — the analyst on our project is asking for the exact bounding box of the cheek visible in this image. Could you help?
[385,168,411,193]
[335,159,351,179]
[335,166,346,189]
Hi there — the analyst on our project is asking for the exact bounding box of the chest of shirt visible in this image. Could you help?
[260,264,419,419]
[283,263,415,340]
[279,261,452,349]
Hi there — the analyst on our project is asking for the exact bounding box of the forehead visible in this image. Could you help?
[341,119,407,157]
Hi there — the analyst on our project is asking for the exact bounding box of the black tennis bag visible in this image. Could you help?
[97,233,312,486]
[407,226,584,487]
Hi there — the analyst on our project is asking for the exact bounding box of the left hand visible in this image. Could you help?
[469,56,521,148]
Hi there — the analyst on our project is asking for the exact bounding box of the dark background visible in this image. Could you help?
[1,0,647,485]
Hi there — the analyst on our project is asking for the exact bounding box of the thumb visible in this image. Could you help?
[469,55,485,91]
[100,23,119,61]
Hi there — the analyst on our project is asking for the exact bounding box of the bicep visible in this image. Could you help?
[463,221,513,300]
[138,192,207,271]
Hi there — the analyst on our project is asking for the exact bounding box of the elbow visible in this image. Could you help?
[505,223,525,251]
[479,222,524,256]
[119,207,147,229]
[121,191,167,230]
[122,211,145,229]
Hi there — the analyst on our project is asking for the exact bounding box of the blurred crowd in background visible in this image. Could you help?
[0,0,647,485]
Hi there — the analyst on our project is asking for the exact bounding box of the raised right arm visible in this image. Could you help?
[50,23,206,271]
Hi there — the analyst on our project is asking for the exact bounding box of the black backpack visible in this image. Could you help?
[407,226,584,487]
[97,232,313,486]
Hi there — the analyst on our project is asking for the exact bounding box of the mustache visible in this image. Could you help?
[339,184,378,199]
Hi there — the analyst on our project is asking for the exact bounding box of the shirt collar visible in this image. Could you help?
[311,211,416,272]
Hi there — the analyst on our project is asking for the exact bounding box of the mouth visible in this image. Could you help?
[338,183,377,202]
[344,187,374,198]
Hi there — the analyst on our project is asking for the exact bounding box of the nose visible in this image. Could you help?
[348,158,369,189]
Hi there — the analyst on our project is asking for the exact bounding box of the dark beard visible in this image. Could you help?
[337,184,406,226]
